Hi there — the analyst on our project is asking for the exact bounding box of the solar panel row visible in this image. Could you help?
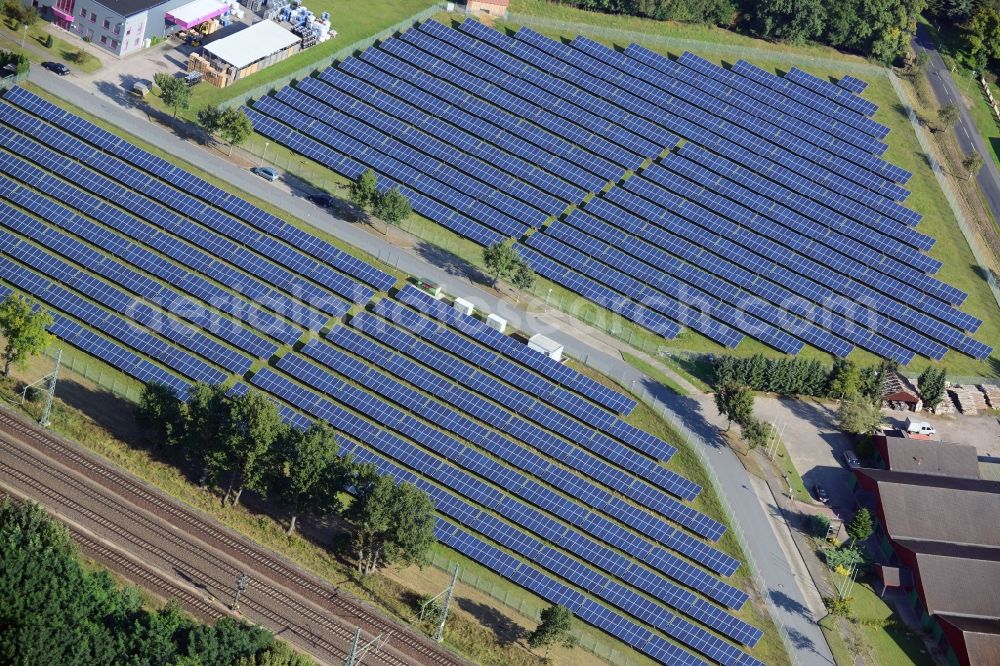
[324,324,739,577]
[0,142,299,350]
[654,47,887,157]
[409,22,668,164]
[616,169,989,360]
[519,27,906,212]
[552,47,927,239]
[250,366,765,664]
[837,75,869,95]
[629,48,898,184]
[603,178,926,363]
[292,77,573,215]
[785,67,879,118]
[656,152,984,341]
[730,59,890,141]
[374,296,674,460]
[674,143,963,307]
[0,106,356,323]
[0,248,226,386]
[353,307,709,514]
[1,87,397,293]
[395,285,636,415]
[292,340,748,609]
[258,385,714,666]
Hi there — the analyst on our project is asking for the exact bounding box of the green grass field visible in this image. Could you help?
[0,19,102,73]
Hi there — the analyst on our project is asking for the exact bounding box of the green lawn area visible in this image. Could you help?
[621,351,690,395]
[826,573,936,666]
[0,19,102,73]
[169,0,437,119]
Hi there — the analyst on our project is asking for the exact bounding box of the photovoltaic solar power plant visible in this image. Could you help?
[247,19,991,364]
[250,358,766,666]
[0,88,753,664]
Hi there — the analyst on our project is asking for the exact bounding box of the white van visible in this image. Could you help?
[905,418,936,437]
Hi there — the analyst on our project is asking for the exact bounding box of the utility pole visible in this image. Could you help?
[343,626,388,666]
[39,350,61,428]
[232,571,248,612]
[420,564,459,642]
[434,564,459,642]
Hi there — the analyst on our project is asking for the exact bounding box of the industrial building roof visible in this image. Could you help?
[94,0,170,17]
[204,20,299,70]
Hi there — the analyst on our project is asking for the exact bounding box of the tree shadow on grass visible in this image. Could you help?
[456,597,526,646]
[413,240,491,285]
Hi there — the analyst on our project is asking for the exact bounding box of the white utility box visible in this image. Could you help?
[486,313,507,333]
[453,297,475,317]
[528,333,564,362]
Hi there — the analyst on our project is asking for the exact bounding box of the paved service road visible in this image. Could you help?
[913,24,1000,223]
[26,69,835,665]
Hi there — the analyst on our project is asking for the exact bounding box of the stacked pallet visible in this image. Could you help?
[949,385,987,414]
[979,384,1000,409]
[932,396,955,415]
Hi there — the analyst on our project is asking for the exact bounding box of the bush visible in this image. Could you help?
[807,514,832,538]
[44,34,52,49]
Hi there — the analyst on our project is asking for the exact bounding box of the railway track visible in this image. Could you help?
[0,407,469,666]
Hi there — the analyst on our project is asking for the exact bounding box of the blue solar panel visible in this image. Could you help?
[1,88,396,294]
[223,23,990,363]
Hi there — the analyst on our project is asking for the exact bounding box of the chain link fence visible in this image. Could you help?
[43,345,142,403]
[506,13,887,76]
[888,71,1000,312]
[220,3,450,111]
[429,549,647,666]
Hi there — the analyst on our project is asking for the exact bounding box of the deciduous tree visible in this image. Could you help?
[528,604,577,654]
[276,422,345,535]
[837,396,884,435]
[0,293,52,377]
[223,390,286,507]
[197,104,224,137]
[510,260,536,292]
[963,151,984,180]
[372,187,411,226]
[937,103,961,131]
[349,168,378,214]
[219,107,253,156]
[483,241,521,288]
[153,72,191,118]
[349,475,436,575]
[137,382,184,447]
[827,358,861,399]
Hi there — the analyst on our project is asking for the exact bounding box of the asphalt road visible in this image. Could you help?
[913,24,1000,222]
[25,68,835,665]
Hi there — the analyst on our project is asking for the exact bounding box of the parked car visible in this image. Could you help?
[813,483,830,503]
[42,62,70,76]
[843,450,861,469]
[307,193,334,208]
[252,166,280,182]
